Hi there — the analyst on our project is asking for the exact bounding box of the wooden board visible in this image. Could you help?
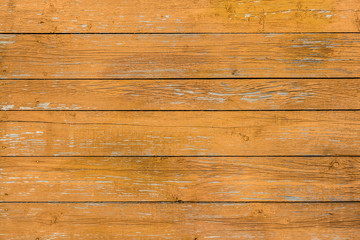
[1,34,360,79]
[1,0,360,33]
[1,203,359,239]
[2,79,360,110]
[1,156,359,202]
[1,111,360,156]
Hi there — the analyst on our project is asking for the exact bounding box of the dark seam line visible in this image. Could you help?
[2,120,360,129]
[1,155,359,158]
[1,32,360,35]
[1,77,360,80]
[2,109,360,112]
[0,201,359,204]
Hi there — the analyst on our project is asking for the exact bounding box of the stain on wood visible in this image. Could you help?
[1,34,360,78]
[1,79,360,110]
[1,0,360,33]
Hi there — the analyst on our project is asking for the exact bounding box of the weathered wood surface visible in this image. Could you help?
[2,79,360,110]
[1,0,360,33]
[1,203,359,239]
[1,156,359,202]
[1,111,359,156]
[1,34,360,79]
[2,0,359,239]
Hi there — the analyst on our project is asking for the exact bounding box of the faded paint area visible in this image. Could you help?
[208,0,341,32]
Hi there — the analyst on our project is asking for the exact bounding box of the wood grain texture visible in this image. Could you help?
[1,156,359,202]
[2,79,360,110]
[1,111,359,156]
[1,34,360,79]
[1,0,360,33]
[1,203,359,239]
[2,0,359,239]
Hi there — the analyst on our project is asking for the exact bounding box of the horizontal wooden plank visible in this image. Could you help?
[1,34,360,79]
[2,79,360,110]
[1,0,360,33]
[1,156,359,202]
[1,203,359,239]
[1,111,359,156]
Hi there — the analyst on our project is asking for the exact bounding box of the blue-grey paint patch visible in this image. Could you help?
[0,41,15,44]
[1,105,14,110]
[281,196,303,201]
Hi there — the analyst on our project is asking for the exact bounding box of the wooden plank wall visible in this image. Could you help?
[1,0,360,239]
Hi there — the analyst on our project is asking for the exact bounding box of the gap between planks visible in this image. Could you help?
[2,32,360,34]
[1,201,359,204]
[1,155,360,157]
[3,77,360,80]
[2,110,360,112]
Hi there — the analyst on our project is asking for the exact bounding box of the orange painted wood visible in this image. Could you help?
[1,34,360,79]
[1,203,359,239]
[1,0,359,238]
[1,111,359,156]
[1,156,359,202]
[2,79,360,110]
[1,0,360,33]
